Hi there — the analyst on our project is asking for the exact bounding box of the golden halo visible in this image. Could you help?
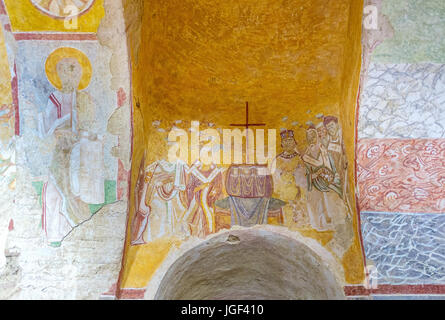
[45,47,92,91]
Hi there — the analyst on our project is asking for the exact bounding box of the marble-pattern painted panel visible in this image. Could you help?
[357,138,445,213]
[358,63,445,139]
[361,212,445,285]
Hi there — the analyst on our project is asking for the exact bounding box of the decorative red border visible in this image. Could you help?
[354,83,368,278]
[357,138,445,214]
[345,284,445,296]
[118,288,146,300]
[12,63,19,136]
[13,32,97,41]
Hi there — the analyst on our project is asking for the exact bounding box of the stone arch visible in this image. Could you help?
[145,225,345,300]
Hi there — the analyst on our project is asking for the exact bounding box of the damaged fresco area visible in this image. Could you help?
[0,0,132,299]
[30,0,95,18]
[356,0,445,296]
[15,41,121,247]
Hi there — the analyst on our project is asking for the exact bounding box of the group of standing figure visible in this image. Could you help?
[130,115,352,247]
[273,116,350,232]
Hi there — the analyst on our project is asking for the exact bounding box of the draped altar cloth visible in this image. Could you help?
[225,165,273,227]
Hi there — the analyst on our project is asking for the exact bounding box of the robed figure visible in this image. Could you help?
[302,125,338,231]
[182,162,223,238]
[271,130,308,228]
[38,48,104,246]
[130,159,188,244]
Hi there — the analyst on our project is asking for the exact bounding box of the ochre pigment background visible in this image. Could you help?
[119,0,365,290]
[0,25,11,106]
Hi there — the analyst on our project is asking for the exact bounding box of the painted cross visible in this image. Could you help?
[230,102,266,163]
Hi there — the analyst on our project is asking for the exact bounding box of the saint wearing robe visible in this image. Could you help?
[324,116,348,199]
[302,125,338,231]
[271,130,308,228]
[182,161,223,238]
[130,154,151,245]
[38,48,104,246]
[130,159,188,244]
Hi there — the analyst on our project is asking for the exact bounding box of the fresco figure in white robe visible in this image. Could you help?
[38,48,104,246]
[302,124,335,231]
[131,160,189,244]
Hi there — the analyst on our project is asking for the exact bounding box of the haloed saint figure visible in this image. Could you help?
[38,47,104,247]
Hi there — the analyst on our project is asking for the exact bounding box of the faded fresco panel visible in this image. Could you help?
[372,0,445,63]
[15,40,119,246]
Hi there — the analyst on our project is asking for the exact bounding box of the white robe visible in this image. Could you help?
[38,91,104,243]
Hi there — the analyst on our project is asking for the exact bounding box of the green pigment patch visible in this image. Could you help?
[32,180,117,215]
[89,180,117,214]
[373,0,445,63]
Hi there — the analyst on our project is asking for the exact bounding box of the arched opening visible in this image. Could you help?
[153,228,345,300]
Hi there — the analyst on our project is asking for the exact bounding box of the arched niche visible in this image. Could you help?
[149,226,345,300]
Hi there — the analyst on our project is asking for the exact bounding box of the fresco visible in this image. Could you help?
[0,24,14,192]
[358,63,445,139]
[361,212,445,285]
[30,0,96,18]
[0,0,135,299]
[357,139,445,213]
[119,0,366,294]
[124,114,356,290]
[4,0,104,33]
[356,0,445,297]
[0,20,16,269]
[371,0,445,63]
[16,41,120,247]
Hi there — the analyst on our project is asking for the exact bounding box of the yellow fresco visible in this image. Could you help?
[339,0,365,284]
[132,0,353,166]
[30,0,95,18]
[120,0,365,290]
[0,26,11,105]
[4,0,104,33]
[120,236,182,289]
[0,25,13,140]
[0,25,15,193]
